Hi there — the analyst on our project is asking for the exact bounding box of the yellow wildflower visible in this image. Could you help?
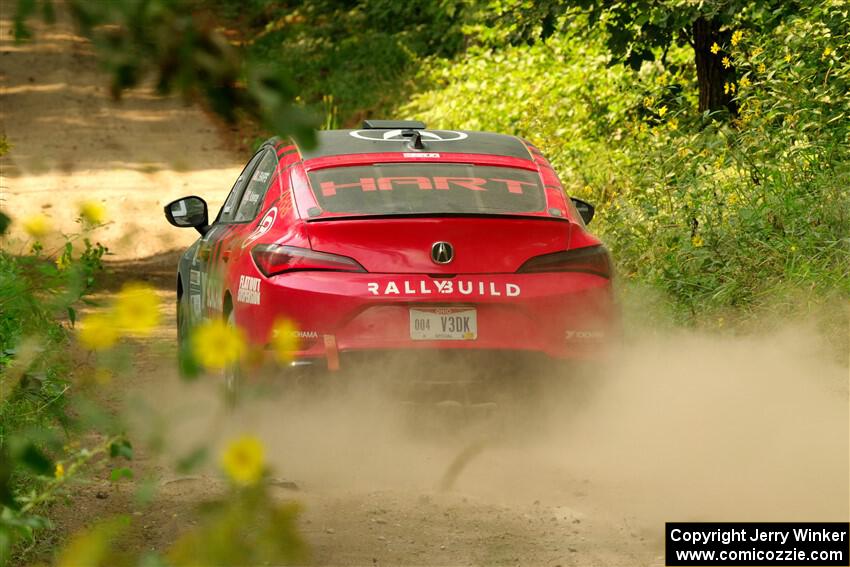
[739,76,751,89]
[55,254,71,271]
[22,214,51,239]
[722,56,732,69]
[758,63,766,74]
[724,82,731,94]
[678,147,690,158]
[728,193,739,205]
[643,96,653,108]
[731,30,743,46]
[221,435,265,486]
[79,201,107,226]
[668,118,678,131]
[710,42,721,55]
[784,53,792,63]
[751,47,763,57]
[192,319,245,370]
[78,313,118,351]
[55,463,65,480]
[790,244,798,253]
[271,318,299,364]
[113,283,160,336]
[822,47,833,59]
[658,105,668,117]
[692,235,704,248]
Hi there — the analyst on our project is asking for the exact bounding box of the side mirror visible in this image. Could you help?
[165,196,208,234]
[571,197,595,225]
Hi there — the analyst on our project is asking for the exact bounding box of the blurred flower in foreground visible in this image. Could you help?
[221,435,265,486]
[114,283,160,335]
[22,214,51,238]
[79,201,107,225]
[78,313,119,351]
[55,463,65,480]
[192,319,245,370]
[271,318,299,364]
[94,368,113,385]
[692,235,705,248]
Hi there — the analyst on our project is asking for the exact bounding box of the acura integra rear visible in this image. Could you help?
[165,121,617,379]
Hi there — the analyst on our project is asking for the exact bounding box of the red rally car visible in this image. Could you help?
[165,121,616,388]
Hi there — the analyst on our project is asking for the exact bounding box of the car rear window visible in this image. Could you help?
[306,163,545,216]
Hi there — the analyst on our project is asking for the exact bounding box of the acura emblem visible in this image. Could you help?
[431,241,454,264]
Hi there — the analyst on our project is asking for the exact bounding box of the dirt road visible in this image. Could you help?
[2,7,847,567]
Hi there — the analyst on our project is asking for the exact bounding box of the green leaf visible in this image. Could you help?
[109,467,133,482]
[178,342,201,381]
[0,452,18,509]
[19,443,53,476]
[67,306,76,327]
[109,439,133,461]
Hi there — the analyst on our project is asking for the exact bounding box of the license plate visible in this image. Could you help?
[409,307,477,341]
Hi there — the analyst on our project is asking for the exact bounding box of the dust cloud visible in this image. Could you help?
[136,320,848,532]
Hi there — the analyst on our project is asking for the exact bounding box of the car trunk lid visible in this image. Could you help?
[304,216,573,274]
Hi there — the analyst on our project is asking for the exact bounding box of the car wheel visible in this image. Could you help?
[223,310,241,408]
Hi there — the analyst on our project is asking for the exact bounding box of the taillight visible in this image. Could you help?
[517,245,612,278]
[251,245,366,277]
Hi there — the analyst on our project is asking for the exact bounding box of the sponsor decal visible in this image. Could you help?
[367,280,520,297]
[319,176,536,197]
[403,152,440,158]
[237,275,261,305]
[252,170,271,183]
[565,330,605,341]
[191,294,202,317]
[189,269,200,286]
[349,129,468,143]
[242,206,278,248]
[295,330,318,339]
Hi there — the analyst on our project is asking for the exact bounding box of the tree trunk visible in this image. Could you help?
[692,17,736,115]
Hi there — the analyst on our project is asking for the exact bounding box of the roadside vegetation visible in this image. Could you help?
[221,0,849,330]
[1,0,848,565]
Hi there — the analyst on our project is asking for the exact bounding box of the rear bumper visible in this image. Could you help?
[234,271,618,364]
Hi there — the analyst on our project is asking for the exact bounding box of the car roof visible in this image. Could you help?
[290,128,534,162]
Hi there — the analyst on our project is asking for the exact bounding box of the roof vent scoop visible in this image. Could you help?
[361,119,426,130]
[405,129,426,150]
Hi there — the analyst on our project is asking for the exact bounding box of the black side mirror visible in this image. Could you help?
[165,196,208,235]
[571,197,595,225]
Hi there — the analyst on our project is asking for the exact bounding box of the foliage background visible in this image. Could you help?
[221,0,849,330]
